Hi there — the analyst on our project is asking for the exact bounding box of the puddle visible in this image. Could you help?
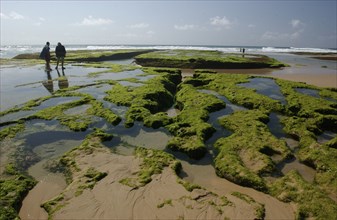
[317,130,337,144]
[277,157,316,183]
[63,104,91,115]
[0,110,36,124]
[102,122,171,152]
[119,81,144,87]
[76,84,112,100]
[239,77,287,104]
[101,100,128,117]
[33,97,82,111]
[0,65,113,111]
[165,106,180,117]
[103,58,135,65]
[267,113,287,139]
[15,119,89,154]
[94,69,145,81]
[295,88,337,102]
[198,89,245,146]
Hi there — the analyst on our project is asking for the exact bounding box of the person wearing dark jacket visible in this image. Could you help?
[55,42,66,69]
[39,41,52,71]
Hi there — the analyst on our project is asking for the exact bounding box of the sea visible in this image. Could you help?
[1,44,336,59]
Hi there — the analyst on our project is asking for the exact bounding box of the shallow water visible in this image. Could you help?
[0,110,36,124]
[277,157,316,183]
[239,77,287,104]
[267,53,337,72]
[317,130,337,144]
[295,88,337,102]
[0,65,109,111]
[33,97,82,111]
[102,121,172,152]
[103,58,135,65]
[200,90,245,146]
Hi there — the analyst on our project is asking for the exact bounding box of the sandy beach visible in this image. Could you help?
[20,138,294,220]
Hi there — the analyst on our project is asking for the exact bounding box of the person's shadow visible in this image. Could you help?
[56,69,69,90]
[42,70,54,93]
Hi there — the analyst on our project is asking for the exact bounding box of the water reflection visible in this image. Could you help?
[42,69,69,94]
[56,69,69,90]
[42,70,54,93]
[239,77,287,105]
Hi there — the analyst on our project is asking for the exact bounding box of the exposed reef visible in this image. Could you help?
[135,50,288,69]
[1,49,337,219]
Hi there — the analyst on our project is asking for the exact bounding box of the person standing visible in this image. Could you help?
[55,42,66,69]
[39,41,52,71]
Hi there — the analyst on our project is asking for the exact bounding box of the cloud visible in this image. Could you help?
[128,23,149,29]
[174,24,198,31]
[0,13,9,19]
[147,30,155,35]
[75,16,113,26]
[248,24,256,28]
[291,19,304,28]
[1,11,25,20]
[210,16,233,29]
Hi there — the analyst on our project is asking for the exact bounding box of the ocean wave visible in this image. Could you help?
[1,45,336,58]
[262,46,337,53]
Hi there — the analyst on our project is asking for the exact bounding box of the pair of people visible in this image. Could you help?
[39,42,66,70]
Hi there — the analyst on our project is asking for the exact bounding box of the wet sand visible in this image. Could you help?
[270,73,337,88]
[32,144,263,220]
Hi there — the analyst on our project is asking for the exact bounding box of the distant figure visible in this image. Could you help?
[39,42,52,71]
[55,42,66,69]
[242,48,245,58]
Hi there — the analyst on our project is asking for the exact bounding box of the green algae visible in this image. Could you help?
[270,170,337,219]
[119,147,181,188]
[64,49,153,62]
[105,68,180,128]
[214,109,291,192]
[87,100,121,125]
[31,95,93,131]
[0,123,25,141]
[274,79,337,195]
[40,194,65,219]
[166,83,226,159]
[231,192,265,219]
[194,73,284,112]
[75,167,107,196]
[0,164,36,220]
[135,50,287,69]
[276,79,337,117]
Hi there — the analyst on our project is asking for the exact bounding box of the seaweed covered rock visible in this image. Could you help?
[214,109,292,192]
[166,83,226,159]
[135,50,287,69]
[0,164,36,220]
[269,170,337,219]
[105,69,181,128]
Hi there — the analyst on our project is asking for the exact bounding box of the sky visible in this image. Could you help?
[1,0,336,48]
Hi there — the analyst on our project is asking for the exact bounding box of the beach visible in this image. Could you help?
[0,46,336,219]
